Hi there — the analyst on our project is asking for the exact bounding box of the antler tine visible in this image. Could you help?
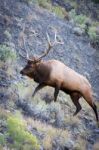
[52,29,57,46]
[39,31,53,57]
[19,23,33,61]
[19,35,30,60]
[46,32,51,46]
[53,28,64,45]
[34,32,53,62]
[22,35,29,60]
[35,29,64,63]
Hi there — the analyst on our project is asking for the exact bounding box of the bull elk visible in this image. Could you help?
[19,29,98,123]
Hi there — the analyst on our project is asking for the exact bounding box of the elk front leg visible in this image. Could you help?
[32,83,46,97]
[70,92,82,116]
[54,85,60,102]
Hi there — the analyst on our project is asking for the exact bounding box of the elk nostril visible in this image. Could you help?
[20,70,23,74]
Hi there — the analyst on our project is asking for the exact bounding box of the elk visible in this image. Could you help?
[19,29,98,123]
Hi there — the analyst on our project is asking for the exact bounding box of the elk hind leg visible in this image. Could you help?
[82,91,98,122]
[70,92,82,116]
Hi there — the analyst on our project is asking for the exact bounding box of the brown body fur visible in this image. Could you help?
[20,59,98,122]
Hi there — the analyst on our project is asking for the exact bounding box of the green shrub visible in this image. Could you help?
[69,9,76,19]
[37,0,66,18]
[88,26,97,40]
[7,115,40,150]
[69,9,88,25]
[52,6,65,18]
[37,0,51,9]
[74,15,88,25]
[0,44,17,62]
[0,134,6,145]
[4,30,12,40]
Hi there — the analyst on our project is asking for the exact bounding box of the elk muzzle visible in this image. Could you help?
[20,70,24,75]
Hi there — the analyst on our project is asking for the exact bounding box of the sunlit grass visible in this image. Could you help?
[25,117,70,149]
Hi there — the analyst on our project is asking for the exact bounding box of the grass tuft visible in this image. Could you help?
[0,44,17,62]
[7,114,40,150]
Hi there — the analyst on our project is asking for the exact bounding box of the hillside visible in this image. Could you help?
[0,0,99,150]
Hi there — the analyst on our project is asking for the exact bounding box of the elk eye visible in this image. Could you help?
[29,63,33,67]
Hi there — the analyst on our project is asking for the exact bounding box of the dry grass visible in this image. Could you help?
[64,115,81,125]
[15,78,35,99]
[0,61,5,68]
[26,117,68,136]
[74,136,87,150]
[43,135,52,150]
[93,142,99,150]
[0,107,11,119]
[25,117,70,149]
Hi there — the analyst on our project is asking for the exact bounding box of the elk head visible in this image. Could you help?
[19,27,63,78]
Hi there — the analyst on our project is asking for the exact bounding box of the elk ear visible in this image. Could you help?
[27,60,34,66]
[33,57,42,64]
[27,60,32,64]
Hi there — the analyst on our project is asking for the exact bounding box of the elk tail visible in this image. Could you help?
[93,103,99,126]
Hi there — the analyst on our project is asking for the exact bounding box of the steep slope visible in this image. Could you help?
[0,0,99,150]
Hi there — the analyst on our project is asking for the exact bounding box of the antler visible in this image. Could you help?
[35,29,64,62]
[19,25,64,63]
[18,24,32,61]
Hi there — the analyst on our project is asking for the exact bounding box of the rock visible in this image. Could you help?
[0,120,7,133]
[7,136,14,144]
[85,20,92,35]
[85,20,92,27]
[96,26,99,35]
[0,93,9,104]
[73,27,84,36]
[64,139,74,149]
